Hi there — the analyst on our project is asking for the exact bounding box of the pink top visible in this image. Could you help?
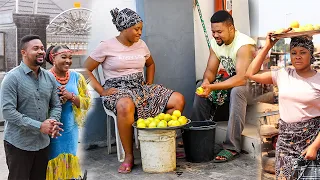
[272,67,320,123]
[90,38,151,80]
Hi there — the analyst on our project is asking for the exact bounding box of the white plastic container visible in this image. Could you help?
[138,130,176,173]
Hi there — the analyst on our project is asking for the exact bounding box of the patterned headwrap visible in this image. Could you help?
[49,49,73,63]
[290,36,315,63]
[110,8,142,32]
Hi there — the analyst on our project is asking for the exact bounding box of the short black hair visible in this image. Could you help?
[20,35,41,50]
[210,10,234,25]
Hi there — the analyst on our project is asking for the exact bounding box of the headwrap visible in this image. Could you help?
[110,8,142,32]
[290,36,315,63]
[49,49,73,63]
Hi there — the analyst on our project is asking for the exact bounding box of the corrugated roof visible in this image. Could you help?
[0,0,63,20]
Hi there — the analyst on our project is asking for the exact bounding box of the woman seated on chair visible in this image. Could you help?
[84,8,185,174]
[246,33,320,180]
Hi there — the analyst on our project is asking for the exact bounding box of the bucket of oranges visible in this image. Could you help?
[132,110,190,173]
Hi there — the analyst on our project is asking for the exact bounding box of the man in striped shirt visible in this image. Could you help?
[0,35,63,180]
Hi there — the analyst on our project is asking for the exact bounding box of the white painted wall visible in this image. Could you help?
[193,0,214,80]
[88,0,136,54]
[248,0,259,38]
[233,0,251,36]
[87,0,136,97]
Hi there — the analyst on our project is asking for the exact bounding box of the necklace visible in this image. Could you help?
[50,68,70,85]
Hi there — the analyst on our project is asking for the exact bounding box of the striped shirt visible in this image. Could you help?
[0,61,61,151]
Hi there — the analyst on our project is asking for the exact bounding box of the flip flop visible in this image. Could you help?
[118,162,134,174]
[213,149,240,163]
[176,152,186,159]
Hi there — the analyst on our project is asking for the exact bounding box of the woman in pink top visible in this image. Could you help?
[84,8,185,173]
[246,34,320,179]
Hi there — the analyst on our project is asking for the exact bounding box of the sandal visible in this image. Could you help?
[176,152,186,159]
[118,162,134,174]
[213,149,240,163]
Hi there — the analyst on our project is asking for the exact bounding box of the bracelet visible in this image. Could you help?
[71,93,76,102]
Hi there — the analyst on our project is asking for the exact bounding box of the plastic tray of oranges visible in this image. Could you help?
[271,21,320,39]
[132,110,191,130]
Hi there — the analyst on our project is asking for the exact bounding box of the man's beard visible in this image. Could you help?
[215,38,225,46]
[35,60,44,66]
[217,41,225,46]
[33,55,45,66]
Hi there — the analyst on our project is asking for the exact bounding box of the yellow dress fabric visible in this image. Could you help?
[46,153,81,180]
[72,74,91,127]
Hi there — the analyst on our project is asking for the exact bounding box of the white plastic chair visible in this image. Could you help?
[96,65,139,162]
[102,100,139,162]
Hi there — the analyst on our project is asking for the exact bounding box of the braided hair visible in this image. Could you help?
[45,45,71,65]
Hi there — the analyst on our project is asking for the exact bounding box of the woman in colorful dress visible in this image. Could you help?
[246,34,320,179]
[45,45,91,180]
[84,8,185,173]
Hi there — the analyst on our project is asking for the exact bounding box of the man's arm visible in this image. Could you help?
[48,75,62,121]
[203,48,220,84]
[208,44,256,90]
[0,74,42,130]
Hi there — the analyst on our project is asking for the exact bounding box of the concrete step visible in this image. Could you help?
[215,121,261,158]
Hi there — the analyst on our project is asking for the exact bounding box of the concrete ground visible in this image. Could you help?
[78,144,260,180]
[0,125,275,180]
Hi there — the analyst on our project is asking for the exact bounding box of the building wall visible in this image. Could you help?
[0,25,17,71]
[88,0,196,116]
[138,0,196,117]
[13,14,50,65]
[0,13,50,71]
[52,0,92,10]
[87,0,136,55]
[87,0,137,98]
[81,0,137,147]
[0,13,17,71]
[248,0,259,38]
[193,0,214,81]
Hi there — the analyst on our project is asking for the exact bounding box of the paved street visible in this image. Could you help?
[0,126,274,180]
[79,144,261,180]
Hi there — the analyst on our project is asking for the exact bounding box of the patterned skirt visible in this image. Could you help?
[102,72,173,119]
[275,117,320,179]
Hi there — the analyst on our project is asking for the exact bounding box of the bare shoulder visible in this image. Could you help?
[237,44,256,54]
[236,44,256,60]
